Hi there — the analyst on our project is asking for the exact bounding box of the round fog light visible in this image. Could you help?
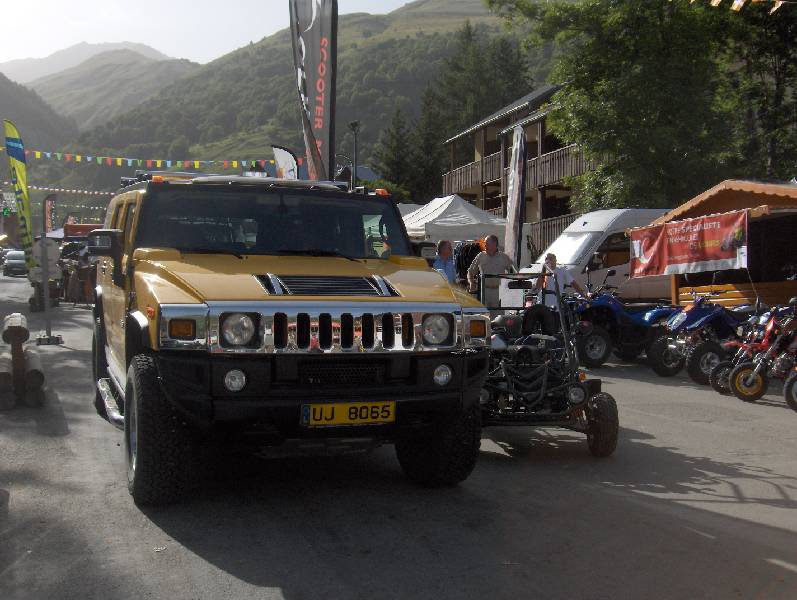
[433,364,453,387]
[224,369,247,392]
[567,385,587,406]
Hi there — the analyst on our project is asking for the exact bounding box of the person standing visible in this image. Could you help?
[533,252,589,311]
[467,234,514,310]
[432,240,456,284]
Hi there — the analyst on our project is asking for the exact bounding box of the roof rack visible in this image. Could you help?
[118,172,354,193]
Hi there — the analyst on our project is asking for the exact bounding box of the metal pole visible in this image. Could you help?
[349,120,360,188]
[40,196,52,338]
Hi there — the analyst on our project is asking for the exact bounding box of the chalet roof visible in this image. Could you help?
[444,84,561,145]
[650,179,797,225]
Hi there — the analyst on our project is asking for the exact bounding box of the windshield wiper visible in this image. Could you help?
[178,248,244,259]
[277,249,361,262]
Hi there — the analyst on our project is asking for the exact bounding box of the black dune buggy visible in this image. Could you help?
[478,272,619,457]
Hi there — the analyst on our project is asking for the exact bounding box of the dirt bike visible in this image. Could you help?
[727,298,797,402]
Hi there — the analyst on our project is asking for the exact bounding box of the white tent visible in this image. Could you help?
[403,195,507,242]
[397,203,422,216]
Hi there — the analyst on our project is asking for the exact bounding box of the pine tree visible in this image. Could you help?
[409,87,445,202]
[372,106,412,188]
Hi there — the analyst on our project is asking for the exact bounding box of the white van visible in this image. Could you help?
[520,209,670,301]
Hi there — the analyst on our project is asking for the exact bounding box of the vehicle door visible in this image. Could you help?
[104,198,138,385]
[587,232,633,295]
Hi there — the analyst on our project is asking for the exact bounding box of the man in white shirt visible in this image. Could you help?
[533,252,589,310]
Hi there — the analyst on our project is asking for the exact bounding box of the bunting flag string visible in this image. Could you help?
[2,180,113,196]
[683,0,794,13]
[0,146,305,171]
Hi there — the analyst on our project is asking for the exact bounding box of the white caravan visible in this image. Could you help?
[521,209,671,301]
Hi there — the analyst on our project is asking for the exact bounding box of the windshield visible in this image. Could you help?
[7,251,25,260]
[537,232,601,265]
[135,189,411,259]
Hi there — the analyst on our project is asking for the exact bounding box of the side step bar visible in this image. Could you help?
[97,378,124,431]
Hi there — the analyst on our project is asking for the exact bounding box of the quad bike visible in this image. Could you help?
[727,298,797,403]
[647,289,763,384]
[479,272,619,457]
[574,267,679,367]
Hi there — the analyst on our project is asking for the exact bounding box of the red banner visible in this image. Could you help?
[630,210,748,278]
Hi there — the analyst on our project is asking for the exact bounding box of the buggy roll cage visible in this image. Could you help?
[480,269,580,375]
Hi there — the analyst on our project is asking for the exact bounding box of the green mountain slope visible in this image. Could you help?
[30,50,199,131]
[78,0,501,166]
[0,41,170,84]
[0,73,78,149]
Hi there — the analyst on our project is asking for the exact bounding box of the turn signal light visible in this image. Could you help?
[469,320,487,338]
[374,188,389,196]
[169,319,196,340]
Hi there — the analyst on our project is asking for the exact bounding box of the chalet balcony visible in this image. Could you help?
[441,144,594,196]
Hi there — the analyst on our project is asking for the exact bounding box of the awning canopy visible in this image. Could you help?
[403,195,507,242]
[650,179,797,226]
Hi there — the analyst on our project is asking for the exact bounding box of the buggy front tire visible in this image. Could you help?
[396,405,481,487]
[685,340,725,386]
[586,393,619,457]
[125,354,194,505]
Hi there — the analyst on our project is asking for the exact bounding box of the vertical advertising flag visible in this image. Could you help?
[272,145,299,179]
[289,0,338,181]
[44,194,56,233]
[504,125,527,267]
[3,120,34,266]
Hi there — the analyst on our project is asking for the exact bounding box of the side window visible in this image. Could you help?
[122,203,137,250]
[594,232,630,269]
[108,203,122,229]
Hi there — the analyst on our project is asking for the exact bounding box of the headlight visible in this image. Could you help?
[422,314,451,345]
[567,385,587,405]
[222,313,256,346]
[433,364,453,386]
[669,312,687,329]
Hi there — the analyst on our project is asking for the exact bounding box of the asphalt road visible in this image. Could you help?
[1,274,797,600]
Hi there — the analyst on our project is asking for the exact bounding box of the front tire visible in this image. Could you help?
[396,405,481,487]
[125,354,193,505]
[647,336,684,377]
[709,360,734,395]
[784,371,797,412]
[729,362,768,403]
[685,341,725,386]
[586,393,619,457]
[577,326,612,367]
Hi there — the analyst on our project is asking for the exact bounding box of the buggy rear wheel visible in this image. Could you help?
[586,393,619,457]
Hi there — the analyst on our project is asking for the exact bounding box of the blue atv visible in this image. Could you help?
[647,291,764,384]
[575,270,680,367]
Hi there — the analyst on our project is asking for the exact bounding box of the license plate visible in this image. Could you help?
[301,401,396,427]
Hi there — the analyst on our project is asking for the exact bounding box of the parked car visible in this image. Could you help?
[2,250,28,276]
[520,209,670,301]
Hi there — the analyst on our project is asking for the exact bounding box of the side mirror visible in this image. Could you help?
[412,241,437,261]
[87,229,124,286]
[789,297,797,307]
[606,268,617,277]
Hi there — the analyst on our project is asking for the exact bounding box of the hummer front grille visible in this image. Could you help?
[257,274,399,297]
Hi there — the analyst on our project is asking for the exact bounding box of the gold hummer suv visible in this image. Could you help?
[88,173,491,505]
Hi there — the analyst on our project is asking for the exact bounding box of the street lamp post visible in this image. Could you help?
[349,120,361,189]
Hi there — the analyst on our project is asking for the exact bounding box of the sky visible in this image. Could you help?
[0,0,413,64]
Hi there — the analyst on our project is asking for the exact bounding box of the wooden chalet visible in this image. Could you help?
[441,84,595,224]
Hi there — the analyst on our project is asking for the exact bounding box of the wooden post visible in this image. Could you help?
[449,143,454,173]
[538,188,547,221]
[670,275,680,306]
[537,120,545,158]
